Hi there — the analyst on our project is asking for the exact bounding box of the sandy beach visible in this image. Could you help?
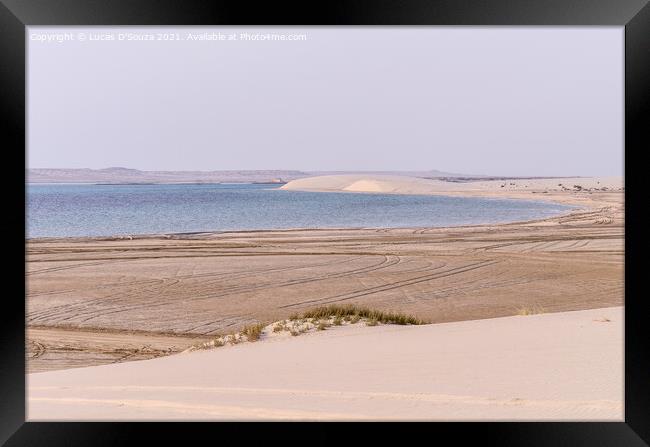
[280,174,623,208]
[28,307,623,421]
[26,175,624,420]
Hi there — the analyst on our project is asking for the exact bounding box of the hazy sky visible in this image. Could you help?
[28,27,623,176]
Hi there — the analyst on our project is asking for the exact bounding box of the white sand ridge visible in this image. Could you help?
[28,307,623,421]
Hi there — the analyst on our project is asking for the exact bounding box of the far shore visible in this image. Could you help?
[280,174,623,209]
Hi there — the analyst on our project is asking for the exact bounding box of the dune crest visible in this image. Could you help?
[280,174,457,195]
[343,179,392,193]
[28,307,623,421]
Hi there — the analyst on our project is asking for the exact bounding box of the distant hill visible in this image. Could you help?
[27,168,311,184]
[27,168,482,184]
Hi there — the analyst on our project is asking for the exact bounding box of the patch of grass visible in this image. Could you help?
[516,305,545,316]
[190,305,425,352]
[299,304,426,325]
[241,322,266,342]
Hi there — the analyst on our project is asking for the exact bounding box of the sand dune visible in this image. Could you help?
[281,174,623,209]
[281,174,623,194]
[28,307,623,421]
[282,174,460,194]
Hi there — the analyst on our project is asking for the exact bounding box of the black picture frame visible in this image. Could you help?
[1,0,647,445]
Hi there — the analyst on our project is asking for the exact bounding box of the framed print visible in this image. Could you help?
[1,0,648,445]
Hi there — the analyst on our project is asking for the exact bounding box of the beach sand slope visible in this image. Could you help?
[28,307,623,421]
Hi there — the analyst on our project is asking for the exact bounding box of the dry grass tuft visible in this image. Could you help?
[188,305,426,352]
[516,305,545,316]
[299,304,426,325]
[241,323,266,342]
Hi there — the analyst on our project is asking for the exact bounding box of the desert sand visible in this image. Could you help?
[27,306,623,421]
[26,174,624,420]
[27,175,623,375]
[281,174,623,208]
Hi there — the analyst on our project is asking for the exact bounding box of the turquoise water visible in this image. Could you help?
[27,183,573,238]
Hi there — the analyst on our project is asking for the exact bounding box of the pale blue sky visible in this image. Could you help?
[28,27,623,176]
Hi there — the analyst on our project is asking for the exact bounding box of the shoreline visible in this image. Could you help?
[27,175,624,374]
[27,181,590,242]
[280,174,622,207]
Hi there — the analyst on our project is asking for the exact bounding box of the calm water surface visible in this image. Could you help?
[27,183,573,238]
